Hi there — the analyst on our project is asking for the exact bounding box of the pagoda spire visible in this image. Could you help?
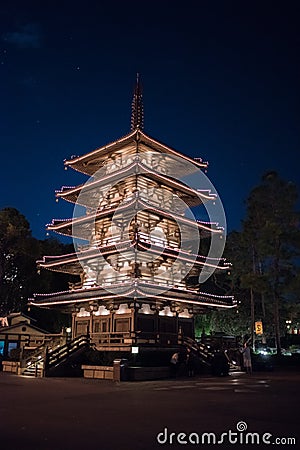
[131,73,144,131]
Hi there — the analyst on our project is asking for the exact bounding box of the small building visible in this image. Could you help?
[0,313,54,359]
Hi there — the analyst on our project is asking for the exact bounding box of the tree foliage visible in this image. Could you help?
[0,208,37,314]
[227,172,300,352]
[196,172,300,352]
[0,207,75,320]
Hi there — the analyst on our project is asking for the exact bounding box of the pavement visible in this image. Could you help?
[0,369,299,450]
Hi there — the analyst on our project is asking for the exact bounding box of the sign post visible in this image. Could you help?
[255,321,263,335]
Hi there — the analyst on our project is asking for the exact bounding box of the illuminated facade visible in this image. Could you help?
[30,77,235,351]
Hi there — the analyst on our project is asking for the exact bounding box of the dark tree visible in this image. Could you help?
[231,172,300,354]
[0,207,77,327]
[0,208,38,315]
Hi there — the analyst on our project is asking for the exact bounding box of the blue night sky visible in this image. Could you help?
[0,1,299,240]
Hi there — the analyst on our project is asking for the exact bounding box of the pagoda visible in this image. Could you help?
[29,76,235,352]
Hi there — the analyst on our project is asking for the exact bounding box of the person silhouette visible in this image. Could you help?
[170,352,179,377]
[241,342,252,374]
[186,348,195,377]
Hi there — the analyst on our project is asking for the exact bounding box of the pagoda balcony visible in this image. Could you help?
[89,330,181,350]
[38,232,230,275]
[89,331,133,349]
[56,157,215,209]
[48,197,223,240]
[66,277,188,293]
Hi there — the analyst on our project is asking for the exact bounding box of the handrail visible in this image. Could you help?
[23,355,45,376]
[21,335,88,375]
[45,335,89,370]
[21,342,46,368]
[182,336,214,366]
[21,335,65,368]
[90,331,183,347]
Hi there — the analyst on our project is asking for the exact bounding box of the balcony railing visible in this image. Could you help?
[89,331,180,347]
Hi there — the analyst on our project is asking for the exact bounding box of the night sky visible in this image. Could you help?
[1,1,299,240]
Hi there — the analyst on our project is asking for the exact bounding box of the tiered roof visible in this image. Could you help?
[30,77,235,312]
[64,129,208,176]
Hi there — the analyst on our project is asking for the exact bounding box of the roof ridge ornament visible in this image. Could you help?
[131,73,144,131]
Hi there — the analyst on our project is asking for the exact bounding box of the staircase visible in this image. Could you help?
[182,336,234,376]
[44,335,89,376]
[20,335,89,377]
[182,336,214,366]
[22,357,44,377]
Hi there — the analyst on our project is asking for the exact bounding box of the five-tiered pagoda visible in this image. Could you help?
[29,76,235,352]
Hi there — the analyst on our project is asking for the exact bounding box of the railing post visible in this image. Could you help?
[45,346,49,371]
[19,346,24,367]
[178,327,183,345]
[132,331,136,345]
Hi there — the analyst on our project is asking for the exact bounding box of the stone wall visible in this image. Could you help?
[2,361,21,374]
[82,365,113,380]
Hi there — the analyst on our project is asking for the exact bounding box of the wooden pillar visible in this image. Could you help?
[192,314,195,339]
[133,303,137,333]
[71,313,76,339]
[89,311,94,334]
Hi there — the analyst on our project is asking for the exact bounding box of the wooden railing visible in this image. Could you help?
[20,335,65,375]
[90,331,181,347]
[20,332,216,375]
[45,335,89,371]
[20,334,66,368]
[182,336,213,366]
[90,332,133,347]
[20,335,88,375]
[89,332,214,366]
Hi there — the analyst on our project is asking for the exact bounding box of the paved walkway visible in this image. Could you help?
[1,370,299,449]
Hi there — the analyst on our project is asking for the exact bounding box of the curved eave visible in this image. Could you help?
[47,198,223,239]
[42,262,82,275]
[138,130,208,169]
[136,285,235,309]
[64,130,137,175]
[64,129,208,176]
[138,199,223,235]
[47,196,138,239]
[29,284,136,307]
[38,240,134,272]
[136,241,230,270]
[37,238,230,274]
[56,159,215,207]
[29,282,235,309]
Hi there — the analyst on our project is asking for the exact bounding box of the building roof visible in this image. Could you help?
[29,281,235,312]
[37,236,230,274]
[56,158,214,208]
[0,320,50,335]
[47,196,223,240]
[64,129,208,176]
[31,78,234,314]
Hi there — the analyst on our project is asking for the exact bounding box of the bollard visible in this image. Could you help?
[113,359,128,382]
